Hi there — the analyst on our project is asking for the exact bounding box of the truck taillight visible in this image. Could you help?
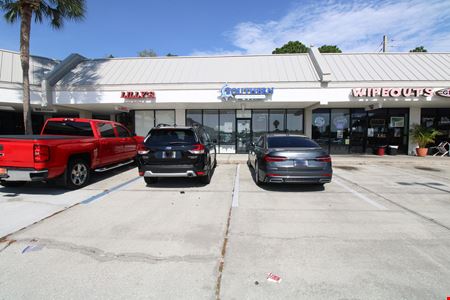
[34,145,50,162]
[137,144,150,155]
[315,155,332,163]
[264,155,287,162]
[189,144,205,154]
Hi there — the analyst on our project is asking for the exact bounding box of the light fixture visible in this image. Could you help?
[0,106,15,111]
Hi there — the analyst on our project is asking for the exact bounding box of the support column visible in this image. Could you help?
[304,107,313,138]
[408,107,421,155]
[176,108,185,126]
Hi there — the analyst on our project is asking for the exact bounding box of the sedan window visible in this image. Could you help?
[268,136,319,148]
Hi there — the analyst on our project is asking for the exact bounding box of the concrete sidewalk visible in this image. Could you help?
[217,153,450,165]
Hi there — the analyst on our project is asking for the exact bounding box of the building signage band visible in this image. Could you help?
[436,88,450,98]
[220,84,274,100]
[352,87,434,98]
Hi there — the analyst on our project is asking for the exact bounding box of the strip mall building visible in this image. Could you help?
[1,47,449,155]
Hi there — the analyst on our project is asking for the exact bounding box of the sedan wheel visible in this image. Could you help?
[255,161,263,185]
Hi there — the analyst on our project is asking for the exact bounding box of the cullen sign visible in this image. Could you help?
[352,87,434,98]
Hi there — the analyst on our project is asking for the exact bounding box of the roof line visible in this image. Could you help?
[0,48,59,61]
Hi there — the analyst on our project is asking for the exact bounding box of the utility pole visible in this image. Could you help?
[382,35,388,53]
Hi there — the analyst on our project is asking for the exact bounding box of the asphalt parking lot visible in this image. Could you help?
[1,158,450,299]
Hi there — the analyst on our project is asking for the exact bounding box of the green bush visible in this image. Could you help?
[410,124,441,148]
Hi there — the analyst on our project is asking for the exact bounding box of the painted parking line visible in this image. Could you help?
[231,164,240,208]
[81,176,141,204]
[334,179,387,210]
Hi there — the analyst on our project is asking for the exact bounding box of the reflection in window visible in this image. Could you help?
[269,110,285,133]
[286,109,304,134]
[252,110,268,142]
[155,110,175,126]
[219,110,235,153]
[203,110,219,142]
[186,110,202,126]
[134,111,155,137]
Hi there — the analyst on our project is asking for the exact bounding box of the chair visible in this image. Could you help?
[432,141,449,157]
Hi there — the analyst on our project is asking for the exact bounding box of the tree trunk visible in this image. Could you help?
[20,4,33,135]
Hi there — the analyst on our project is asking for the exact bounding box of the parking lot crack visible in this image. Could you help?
[12,238,216,264]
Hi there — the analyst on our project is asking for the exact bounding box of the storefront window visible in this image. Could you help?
[269,110,285,133]
[203,110,219,142]
[135,111,155,137]
[350,109,366,153]
[286,109,304,134]
[186,110,202,126]
[312,109,330,151]
[219,110,236,153]
[155,110,175,126]
[330,109,350,154]
[252,109,268,142]
[421,108,450,146]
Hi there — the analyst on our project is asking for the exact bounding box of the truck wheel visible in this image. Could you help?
[144,177,158,185]
[0,181,26,188]
[66,158,90,189]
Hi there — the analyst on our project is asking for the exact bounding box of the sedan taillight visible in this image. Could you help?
[137,144,150,155]
[189,144,205,154]
[315,155,332,163]
[264,155,287,162]
[34,145,50,162]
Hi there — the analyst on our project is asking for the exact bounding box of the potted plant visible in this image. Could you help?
[410,124,441,157]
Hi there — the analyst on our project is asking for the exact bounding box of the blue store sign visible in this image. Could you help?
[220,84,274,100]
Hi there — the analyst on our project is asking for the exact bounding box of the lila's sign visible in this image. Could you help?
[120,91,156,99]
[352,87,434,98]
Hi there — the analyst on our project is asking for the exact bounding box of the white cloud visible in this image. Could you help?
[190,48,244,56]
[195,0,450,55]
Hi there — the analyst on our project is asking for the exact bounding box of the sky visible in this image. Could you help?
[0,0,449,60]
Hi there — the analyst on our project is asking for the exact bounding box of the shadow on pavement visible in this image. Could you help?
[246,165,326,192]
[0,164,137,196]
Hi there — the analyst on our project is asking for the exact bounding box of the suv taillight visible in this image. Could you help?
[315,155,331,163]
[34,145,50,162]
[263,155,287,162]
[189,144,205,154]
[137,144,150,155]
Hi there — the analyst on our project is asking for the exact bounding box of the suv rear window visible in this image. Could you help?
[42,121,94,137]
[268,136,319,148]
[145,129,197,146]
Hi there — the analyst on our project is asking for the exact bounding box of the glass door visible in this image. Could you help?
[236,119,251,153]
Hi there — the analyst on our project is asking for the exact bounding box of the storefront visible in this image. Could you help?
[1,48,449,155]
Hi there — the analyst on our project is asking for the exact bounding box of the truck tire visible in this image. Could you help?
[66,158,91,189]
[144,177,158,185]
[0,181,26,188]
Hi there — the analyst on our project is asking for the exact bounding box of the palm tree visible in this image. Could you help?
[1,0,85,134]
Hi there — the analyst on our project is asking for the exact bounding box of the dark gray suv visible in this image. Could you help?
[137,125,217,185]
[248,134,332,185]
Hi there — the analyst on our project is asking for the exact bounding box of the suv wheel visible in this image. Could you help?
[66,158,90,189]
[200,166,212,184]
[144,177,158,185]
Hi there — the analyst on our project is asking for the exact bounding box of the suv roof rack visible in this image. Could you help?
[156,123,175,128]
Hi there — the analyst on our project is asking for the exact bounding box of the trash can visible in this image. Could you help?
[387,145,398,155]
[376,145,387,156]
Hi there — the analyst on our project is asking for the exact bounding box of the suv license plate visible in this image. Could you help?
[162,151,176,159]
[0,167,7,175]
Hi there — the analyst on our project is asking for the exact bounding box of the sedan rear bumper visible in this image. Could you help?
[0,168,49,182]
[265,174,332,184]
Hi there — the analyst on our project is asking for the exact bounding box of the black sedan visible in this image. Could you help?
[248,134,332,185]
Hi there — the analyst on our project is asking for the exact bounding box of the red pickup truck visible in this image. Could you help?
[0,118,142,189]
